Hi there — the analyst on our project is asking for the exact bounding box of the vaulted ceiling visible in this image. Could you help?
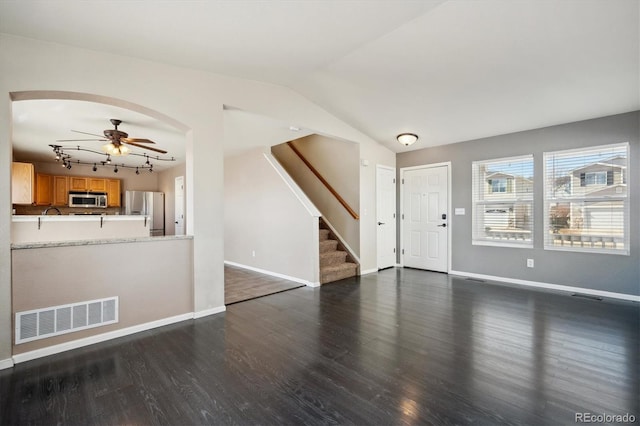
[1,0,638,160]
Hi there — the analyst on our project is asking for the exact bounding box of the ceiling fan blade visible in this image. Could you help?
[124,141,168,154]
[71,130,105,138]
[56,138,107,142]
[121,137,156,144]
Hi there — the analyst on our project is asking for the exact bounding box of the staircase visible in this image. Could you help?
[319,219,359,284]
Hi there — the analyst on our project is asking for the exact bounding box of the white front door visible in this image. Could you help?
[377,165,397,269]
[402,165,448,272]
[175,176,185,236]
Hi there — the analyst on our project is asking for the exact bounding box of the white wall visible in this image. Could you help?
[0,34,394,365]
[225,147,319,284]
[12,238,193,355]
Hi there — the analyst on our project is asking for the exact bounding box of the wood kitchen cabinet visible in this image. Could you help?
[106,179,121,207]
[53,176,69,206]
[89,178,107,192]
[11,162,35,204]
[69,177,88,191]
[35,173,53,206]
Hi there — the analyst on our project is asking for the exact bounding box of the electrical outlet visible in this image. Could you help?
[527,258,534,268]
[252,250,256,257]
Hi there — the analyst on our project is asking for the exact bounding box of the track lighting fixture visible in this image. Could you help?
[47,144,174,175]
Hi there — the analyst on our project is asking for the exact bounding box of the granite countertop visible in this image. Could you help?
[11,234,193,250]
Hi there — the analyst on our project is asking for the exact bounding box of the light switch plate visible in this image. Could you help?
[455,208,465,215]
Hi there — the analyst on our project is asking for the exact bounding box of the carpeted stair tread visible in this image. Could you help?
[320,250,348,267]
[320,262,358,284]
[319,229,331,241]
[318,218,359,284]
[319,239,339,252]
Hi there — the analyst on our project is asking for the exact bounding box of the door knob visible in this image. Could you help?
[437,223,447,227]
[175,221,179,224]
[378,221,385,225]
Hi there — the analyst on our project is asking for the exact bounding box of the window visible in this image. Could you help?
[582,171,607,186]
[544,142,629,255]
[490,178,507,193]
[472,155,534,247]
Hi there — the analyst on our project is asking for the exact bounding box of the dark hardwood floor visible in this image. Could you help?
[1,268,638,425]
[224,264,304,305]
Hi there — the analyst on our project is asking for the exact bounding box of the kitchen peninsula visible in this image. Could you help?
[11,214,150,245]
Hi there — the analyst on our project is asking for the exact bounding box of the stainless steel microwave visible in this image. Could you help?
[68,191,108,208]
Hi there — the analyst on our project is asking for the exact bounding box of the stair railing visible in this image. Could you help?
[286,141,359,220]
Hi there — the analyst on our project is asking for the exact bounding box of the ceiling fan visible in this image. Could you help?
[57,118,168,155]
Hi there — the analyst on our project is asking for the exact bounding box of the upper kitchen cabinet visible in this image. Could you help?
[35,173,53,206]
[89,178,107,192]
[107,179,121,207]
[11,162,35,205]
[53,176,69,206]
[69,177,88,191]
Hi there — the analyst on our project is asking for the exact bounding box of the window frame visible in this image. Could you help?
[472,154,534,248]
[543,142,629,256]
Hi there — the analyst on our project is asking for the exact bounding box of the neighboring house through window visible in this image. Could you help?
[472,155,534,247]
[544,142,629,255]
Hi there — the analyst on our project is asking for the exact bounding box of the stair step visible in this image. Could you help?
[320,250,348,267]
[319,229,331,241]
[319,239,338,253]
[320,262,358,284]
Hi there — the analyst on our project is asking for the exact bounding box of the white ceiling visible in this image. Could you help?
[2,0,638,160]
[11,100,186,171]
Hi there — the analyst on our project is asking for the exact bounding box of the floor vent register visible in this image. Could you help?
[15,297,119,344]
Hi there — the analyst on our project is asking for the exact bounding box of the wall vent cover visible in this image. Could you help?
[15,297,118,344]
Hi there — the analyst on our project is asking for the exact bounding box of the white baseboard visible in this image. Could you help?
[12,312,195,364]
[193,305,226,319]
[0,358,14,370]
[361,268,379,275]
[224,260,315,287]
[449,270,640,302]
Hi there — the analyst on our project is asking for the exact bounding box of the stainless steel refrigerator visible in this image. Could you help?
[125,191,165,236]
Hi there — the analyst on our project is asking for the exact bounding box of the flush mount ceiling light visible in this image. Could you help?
[397,133,419,146]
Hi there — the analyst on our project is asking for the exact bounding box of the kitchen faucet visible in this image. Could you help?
[42,206,62,215]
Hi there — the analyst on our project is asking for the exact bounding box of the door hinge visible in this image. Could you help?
[402,178,404,184]
[393,178,396,184]
[393,213,396,218]
[393,248,396,253]
[402,213,404,219]
[402,249,405,255]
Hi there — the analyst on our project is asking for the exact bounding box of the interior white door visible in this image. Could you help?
[377,165,397,269]
[402,165,448,272]
[174,176,185,236]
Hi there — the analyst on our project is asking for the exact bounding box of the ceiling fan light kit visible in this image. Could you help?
[102,142,130,156]
[397,133,418,146]
[50,118,175,174]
